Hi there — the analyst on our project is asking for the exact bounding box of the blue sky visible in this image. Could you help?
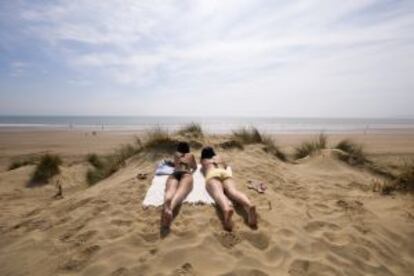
[1,0,413,117]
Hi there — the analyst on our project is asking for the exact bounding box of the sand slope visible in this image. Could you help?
[0,146,413,275]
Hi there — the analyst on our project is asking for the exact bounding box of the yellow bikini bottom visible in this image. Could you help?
[205,168,233,182]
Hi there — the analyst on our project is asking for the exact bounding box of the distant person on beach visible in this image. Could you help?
[200,146,257,231]
[162,142,197,228]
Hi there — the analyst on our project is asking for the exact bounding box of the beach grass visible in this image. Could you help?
[232,127,263,144]
[8,157,37,170]
[335,139,366,165]
[31,154,62,183]
[294,133,327,159]
[261,135,287,161]
[394,161,414,192]
[87,143,141,185]
[177,122,203,138]
[143,127,178,152]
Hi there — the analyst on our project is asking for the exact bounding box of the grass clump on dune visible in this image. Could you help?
[30,154,62,184]
[231,127,286,161]
[143,127,178,152]
[177,122,203,138]
[87,143,141,185]
[261,135,287,161]
[294,133,327,159]
[8,157,37,170]
[396,162,414,191]
[232,127,263,144]
[335,139,366,165]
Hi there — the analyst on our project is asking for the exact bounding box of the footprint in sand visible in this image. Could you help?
[265,244,290,265]
[288,259,341,276]
[304,221,340,234]
[111,267,129,276]
[59,245,100,272]
[275,228,296,249]
[172,263,194,276]
[214,231,242,249]
[240,230,270,250]
[139,231,159,243]
[74,230,98,245]
[322,231,352,247]
[110,219,133,227]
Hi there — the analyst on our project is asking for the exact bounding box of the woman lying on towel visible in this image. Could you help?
[200,146,257,231]
[162,142,197,228]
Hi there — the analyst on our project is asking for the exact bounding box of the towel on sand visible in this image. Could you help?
[142,165,232,207]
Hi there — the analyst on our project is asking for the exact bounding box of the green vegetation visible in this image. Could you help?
[335,139,366,165]
[87,143,141,185]
[31,154,62,183]
[230,127,286,161]
[232,127,263,144]
[177,122,203,138]
[143,127,178,152]
[261,135,287,162]
[218,139,244,150]
[393,161,414,192]
[294,133,327,159]
[8,157,37,170]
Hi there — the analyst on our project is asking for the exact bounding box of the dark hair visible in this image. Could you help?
[177,142,190,154]
[201,146,216,159]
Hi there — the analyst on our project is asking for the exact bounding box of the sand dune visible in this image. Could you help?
[0,133,413,275]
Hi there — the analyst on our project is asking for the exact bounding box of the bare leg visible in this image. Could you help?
[162,176,178,227]
[170,174,193,210]
[206,178,234,231]
[223,178,257,228]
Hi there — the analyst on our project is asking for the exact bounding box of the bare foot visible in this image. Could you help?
[223,209,234,231]
[161,200,173,228]
[162,207,173,228]
[248,206,257,228]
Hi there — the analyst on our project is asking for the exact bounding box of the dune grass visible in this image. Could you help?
[232,127,263,144]
[261,135,287,161]
[87,143,141,185]
[8,157,37,170]
[177,122,203,138]
[31,154,62,184]
[143,127,179,152]
[87,127,181,185]
[294,133,327,159]
[335,139,366,165]
[218,139,244,150]
[394,161,414,192]
[231,127,286,161]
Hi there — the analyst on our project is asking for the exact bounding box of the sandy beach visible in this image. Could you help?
[0,128,413,275]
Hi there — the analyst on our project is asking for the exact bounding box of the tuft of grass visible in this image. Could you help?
[31,154,62,183]
[143,127,178,152]
[232,127,263,144]
[8,157,37,170]
[394,161,414,192]
[87,143,141,185]
[261,135,287,161]
[335,139,366,165]
[294,133,328,159]
[177,122,203,138]
[218,139,244,150]
[87,153,103,169]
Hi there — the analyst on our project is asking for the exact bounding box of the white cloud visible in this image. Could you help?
[6,0,414,116]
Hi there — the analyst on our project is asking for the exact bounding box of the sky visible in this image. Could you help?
[0,0,413,117]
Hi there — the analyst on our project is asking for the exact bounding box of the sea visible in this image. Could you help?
[0,116,414,134]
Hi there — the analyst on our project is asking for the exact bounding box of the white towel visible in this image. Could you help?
[142,165,232,207]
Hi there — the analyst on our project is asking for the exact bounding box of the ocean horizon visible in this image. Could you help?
[1,116,414,134]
